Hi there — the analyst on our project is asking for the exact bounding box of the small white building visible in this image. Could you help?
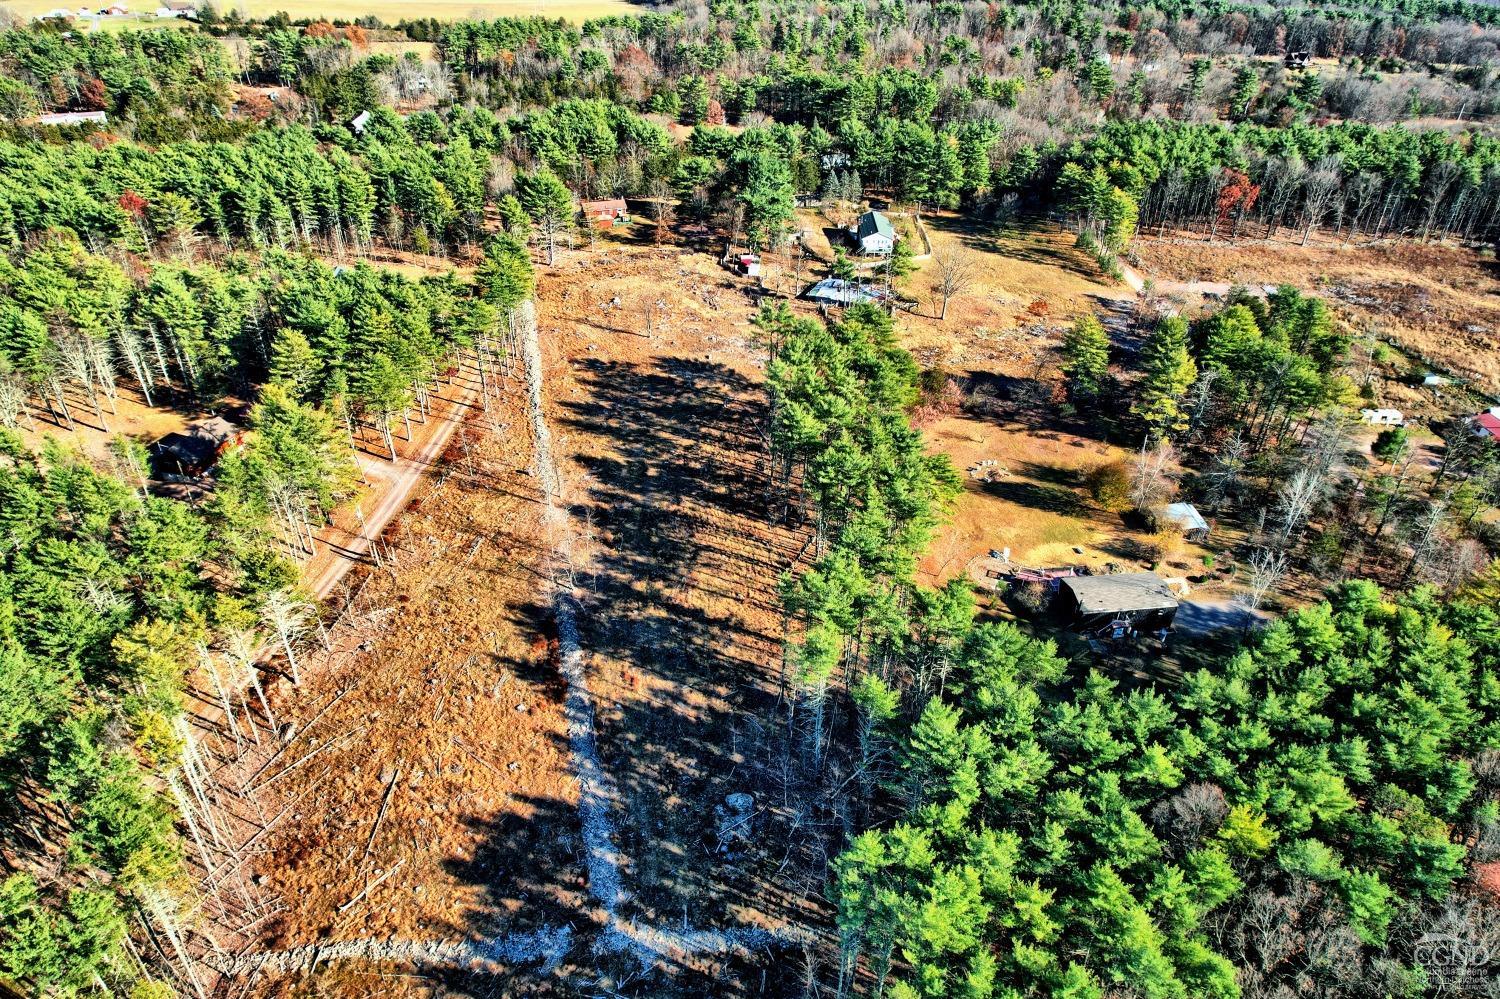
[1161,502,1211,542]
[850,210,896,255]
[349,110,373,134]
[1360,408,1404,426]
[36,110,108,127]
[738,254,760,277]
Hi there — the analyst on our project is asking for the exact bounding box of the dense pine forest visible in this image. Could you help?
[0,0,1497,995]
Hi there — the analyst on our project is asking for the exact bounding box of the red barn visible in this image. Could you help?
[580,198,627,229]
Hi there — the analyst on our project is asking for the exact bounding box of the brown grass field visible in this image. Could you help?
[1134,231,1500,396]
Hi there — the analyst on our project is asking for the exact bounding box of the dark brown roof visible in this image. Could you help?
[1062,573,1178,614]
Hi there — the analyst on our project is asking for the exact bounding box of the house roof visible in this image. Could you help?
[1062,573,1179,615]
[581,198,627,214]
[1476,413,1500,437]
[1163,502,1209,534]
[855,210,895,241]
[152,418,237,468]
[805,278,883,306]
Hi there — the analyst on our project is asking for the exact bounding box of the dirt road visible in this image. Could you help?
[304,366,482,599]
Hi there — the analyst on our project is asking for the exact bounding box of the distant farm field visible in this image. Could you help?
[0,0,641,23]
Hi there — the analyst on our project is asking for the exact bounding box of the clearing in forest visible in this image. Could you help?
[537,244,828,993]
[1134,232,1500,395]
[226,358,589,997]
[223,241,824,997]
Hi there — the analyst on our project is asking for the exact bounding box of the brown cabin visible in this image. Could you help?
[150,417,242,477]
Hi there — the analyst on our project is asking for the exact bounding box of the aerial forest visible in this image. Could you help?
[0,0,1497,995]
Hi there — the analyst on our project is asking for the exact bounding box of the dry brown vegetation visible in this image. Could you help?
[207,214,1499,994]
[216,235,831,997]
[220,365,589,996]
[1134,232,1500,395]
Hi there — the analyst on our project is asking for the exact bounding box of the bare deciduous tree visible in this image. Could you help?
[260,589,314,685]
[1149,782,1229,855]
[1203,431,1247,509]
[931,246,977,321]
[1130,437,1177,512]
[1185,367,1220,437]
[1241,546,1288,614]
[53,331,108,430]
[1275,467,1325,542]
[0,374,36,430]
[1300,156,1342,244]
[648,177,675,247]
[224,628,275,734]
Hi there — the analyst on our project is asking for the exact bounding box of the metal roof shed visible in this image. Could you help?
[1162,502,1211,541]
[804,278,883,307]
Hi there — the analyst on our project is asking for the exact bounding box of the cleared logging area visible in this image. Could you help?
[201,243,831,996]
[215,351,591,997]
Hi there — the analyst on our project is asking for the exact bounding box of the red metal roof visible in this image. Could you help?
[1476,413,1500,436]
[581,198,626,214]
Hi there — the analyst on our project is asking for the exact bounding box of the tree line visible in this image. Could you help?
[1066,119,1500,245]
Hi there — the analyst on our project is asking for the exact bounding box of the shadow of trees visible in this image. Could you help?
[569,356,828,993]
[441,355,826,997]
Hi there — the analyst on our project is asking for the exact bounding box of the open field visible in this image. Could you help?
[903,214,1131,361]
[916,412,1214,588]
[778,209,1130,366]
[204,232,825,996]
[1133,231,1500,397]
[221,359,590,997]
[538,236,826,994]
[0,0,641,22]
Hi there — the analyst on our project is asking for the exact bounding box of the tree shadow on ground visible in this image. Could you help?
[978,468,1086,517]
[922,212,1104,282]
[445,355,829,997]
[558,357,828,938]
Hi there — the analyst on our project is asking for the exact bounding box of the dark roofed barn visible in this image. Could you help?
[150,417,240,477]
[1059,572,1178,638]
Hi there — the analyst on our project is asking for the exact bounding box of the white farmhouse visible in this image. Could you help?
[850,210,896,255]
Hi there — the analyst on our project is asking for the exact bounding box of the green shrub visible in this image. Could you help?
[1085,460,1131,510]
